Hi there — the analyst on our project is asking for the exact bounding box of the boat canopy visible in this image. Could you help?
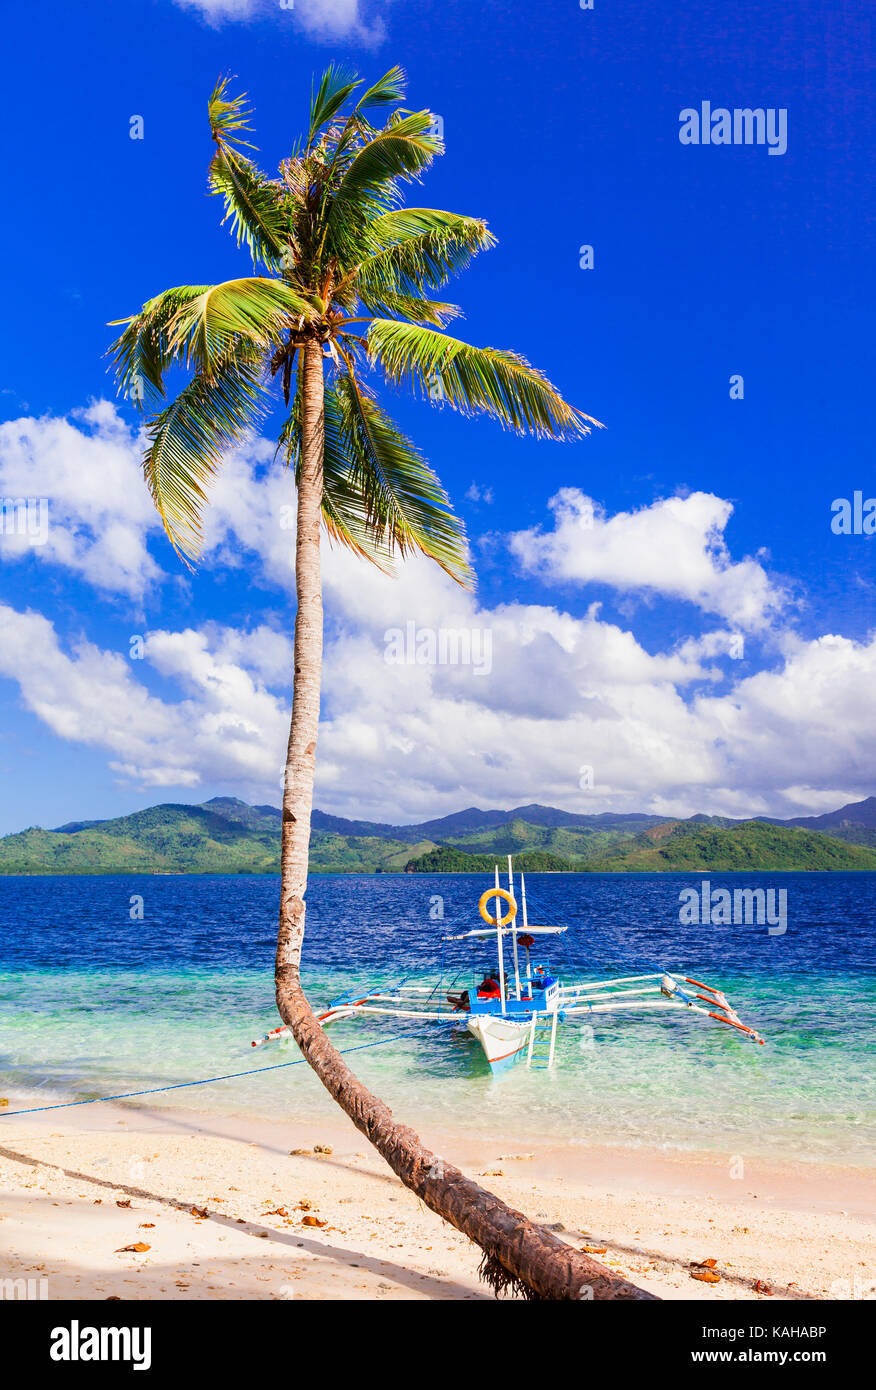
[442,924,567,940]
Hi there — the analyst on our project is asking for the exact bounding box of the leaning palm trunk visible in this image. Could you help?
[275,346,654,1302]
[113,67,647,1302]
[276,974,655,1301]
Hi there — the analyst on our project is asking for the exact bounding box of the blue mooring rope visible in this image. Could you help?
[0,1034,404,1119]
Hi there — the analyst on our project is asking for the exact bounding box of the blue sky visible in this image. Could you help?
[0,0,873,833]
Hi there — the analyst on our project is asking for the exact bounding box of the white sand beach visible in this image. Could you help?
[1,1099,872,1301]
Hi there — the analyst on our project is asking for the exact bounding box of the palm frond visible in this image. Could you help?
[322,390,397,569]
[208,78,288,270]
[332,111,438,208]
[309,64,360,142]
[355,65,407,115]
[208,151,288,270]
[276,382,395,570]
[335,368,472,585]
[109,285,211,407]
[355,210,495,298]
[321,66,409,179]
[322,114,442,272]
[367,320,599,440]
[208,75,258,149]
[143,357,267,562]
[111,64,598,594]
[163,278,316,377]
[354,288,462,328]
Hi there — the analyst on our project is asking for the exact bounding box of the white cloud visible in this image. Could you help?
[0,401,163,599]
[466,482,494,504]
[174,0,256,15]
[311,588,876,821]
[510,489,788,631]
[0,605,291,792]
[295,0,384,41]
[0,605,189,779]
[172,0,387,44]
[694,632,876,802]
[0,404,870,823]
[2,556,873,823]
[0,401,298,602]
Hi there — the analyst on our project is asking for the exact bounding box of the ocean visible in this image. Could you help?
[1,871,873,1165]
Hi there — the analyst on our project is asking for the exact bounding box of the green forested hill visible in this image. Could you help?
[406,845,576,873]
[0,799,434,875]
[580,820,876,871]
[435,816,640,862]
[0,803,280,874]
[2,797,875,874]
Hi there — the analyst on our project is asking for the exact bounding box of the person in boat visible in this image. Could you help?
[447,971,503,1011]
[531,964,554,990]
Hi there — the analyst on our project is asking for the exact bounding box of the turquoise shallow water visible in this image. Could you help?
[1,873,874,1164]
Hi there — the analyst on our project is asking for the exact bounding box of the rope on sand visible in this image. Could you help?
[0,1034,403,1118]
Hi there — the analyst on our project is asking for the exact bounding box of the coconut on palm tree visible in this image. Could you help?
[110,66,651,1300]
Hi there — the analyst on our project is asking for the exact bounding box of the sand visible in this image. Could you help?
[0,1099,872,1301]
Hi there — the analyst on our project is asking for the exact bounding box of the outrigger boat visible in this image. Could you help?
[253,859,765,1074]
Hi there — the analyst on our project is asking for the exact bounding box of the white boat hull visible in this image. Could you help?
[466,1014,531,1074]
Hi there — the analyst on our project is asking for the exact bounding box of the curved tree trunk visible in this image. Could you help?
[275,340,656,1302]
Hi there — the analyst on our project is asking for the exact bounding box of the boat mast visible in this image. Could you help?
[521,871,532,995]
[507,854,521,1001]
[494,864,507,1014]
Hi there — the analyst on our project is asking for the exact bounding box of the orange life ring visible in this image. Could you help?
[478,887,517,927]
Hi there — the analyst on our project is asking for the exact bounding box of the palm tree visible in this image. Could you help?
[110,67,652,1301]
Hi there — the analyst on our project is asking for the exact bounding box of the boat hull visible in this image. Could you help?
[466,1014,531,1074]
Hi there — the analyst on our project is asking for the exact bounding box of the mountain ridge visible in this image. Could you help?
[1,794,875,874]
